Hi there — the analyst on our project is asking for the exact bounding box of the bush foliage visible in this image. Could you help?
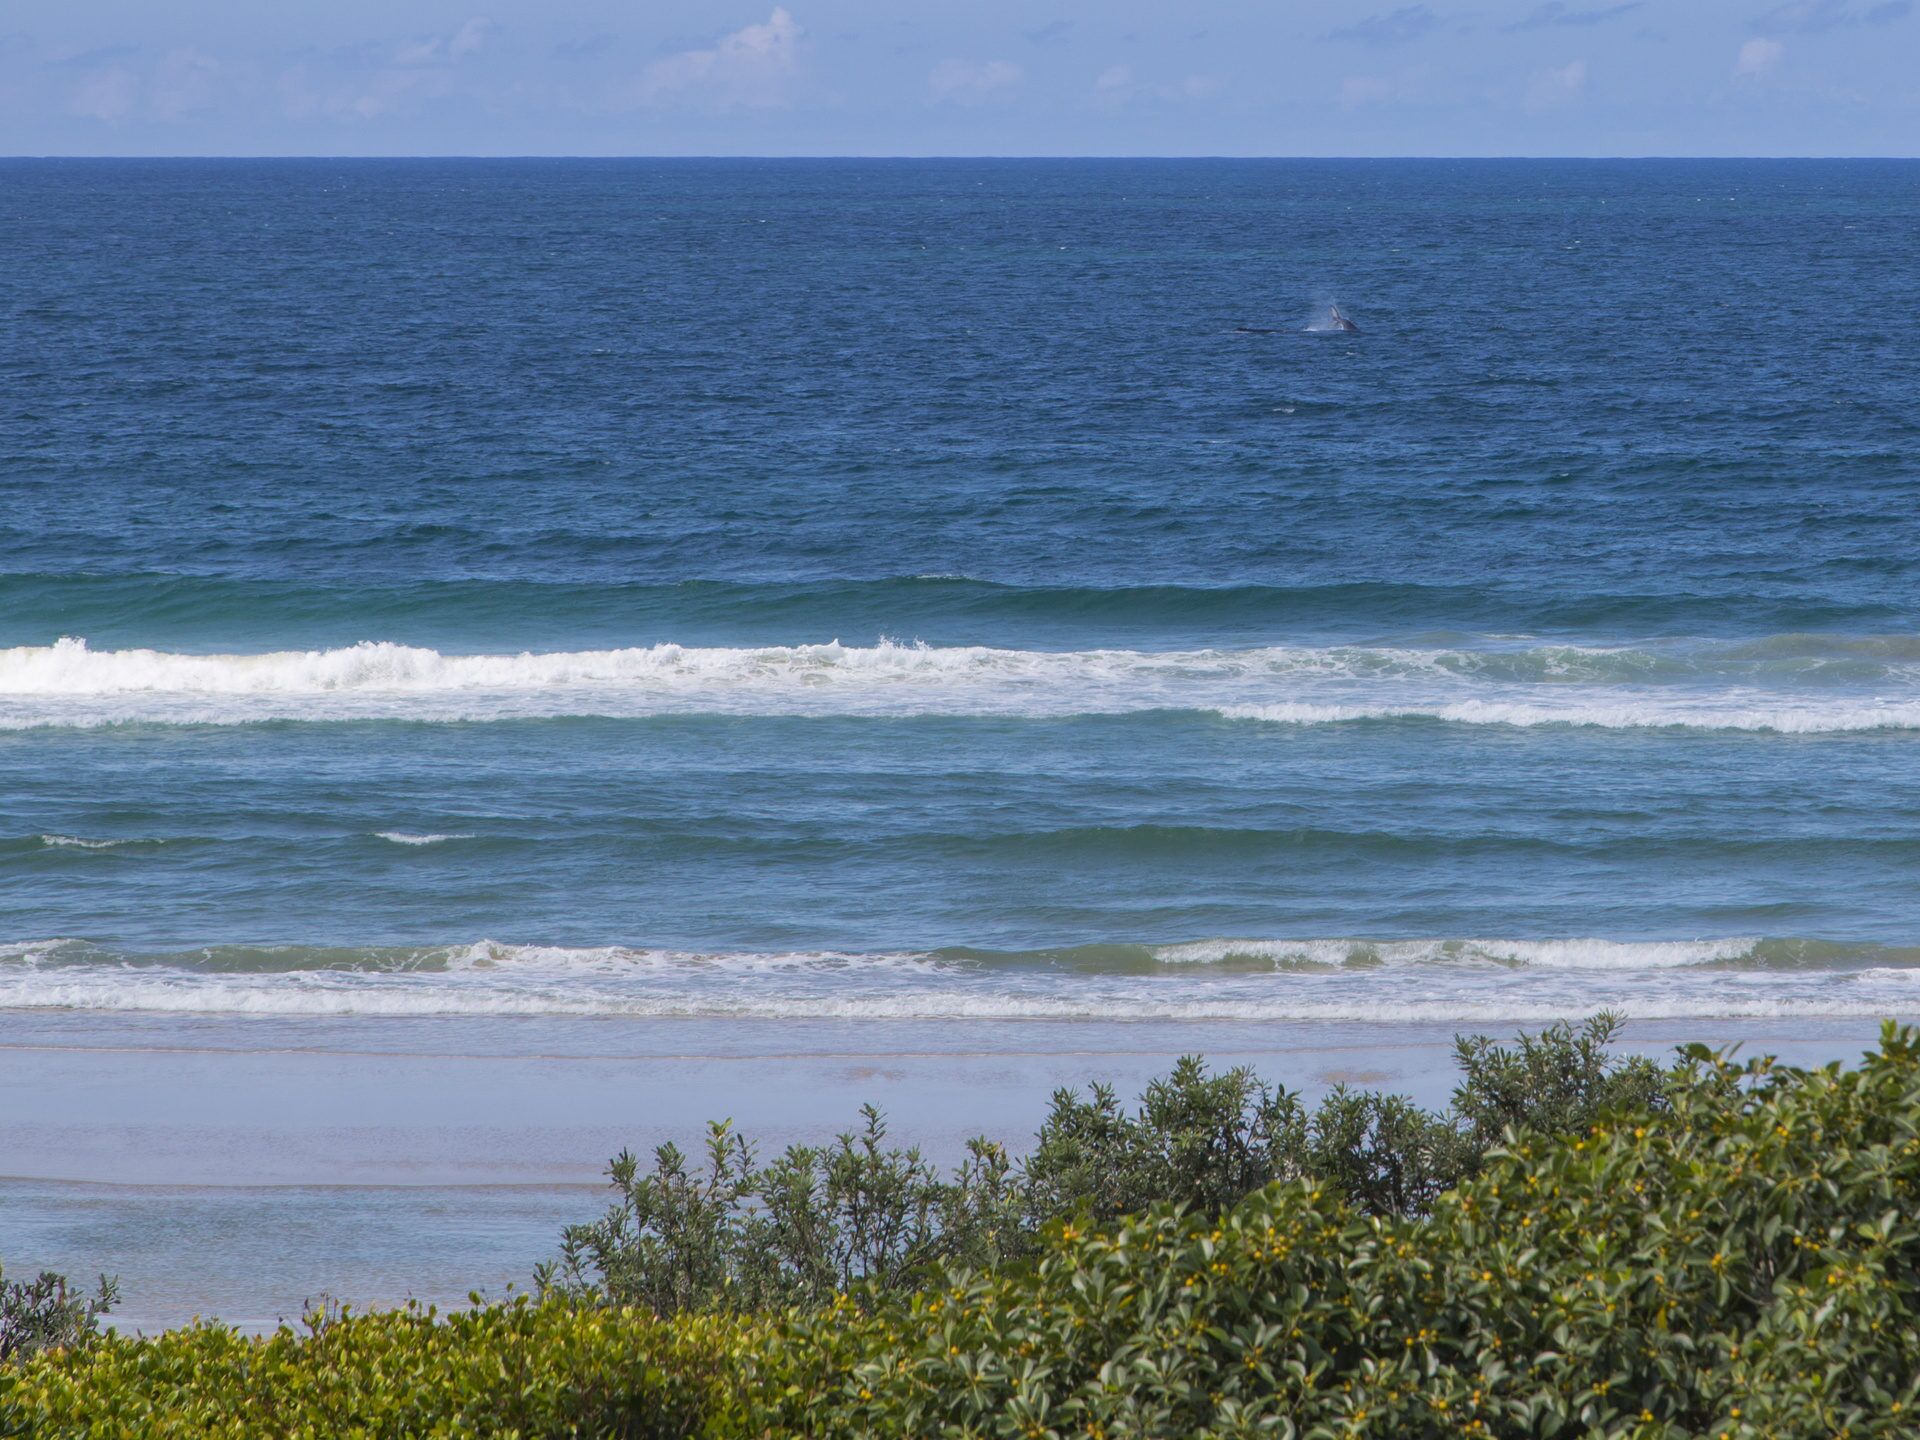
[765,1029,1920,1438]
[0,1297,748,1439]
[542,1015,1664,1313]
[0,1267,116,1366]
[7,1020,1919,1439]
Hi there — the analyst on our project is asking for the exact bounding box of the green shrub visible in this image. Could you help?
[549,1014,1667,1314]
[1018,1056,1310,1229]
[1448,1016,1670,1161]
[764,1025,1920,1439]
[539,1106,1026,1314]
[0,1296,748,1439]
[0,1266,116,1365]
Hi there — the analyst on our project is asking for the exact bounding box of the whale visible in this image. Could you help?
[1239,305,1359,335]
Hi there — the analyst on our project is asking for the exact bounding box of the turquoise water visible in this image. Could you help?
[4,158,1920,1025]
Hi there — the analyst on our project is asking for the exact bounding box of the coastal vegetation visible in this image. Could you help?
[6,1018,1919,1437]
[535,1016,1665,1313]
[0,1269,116,1366]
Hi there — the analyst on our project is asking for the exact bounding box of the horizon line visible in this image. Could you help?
[5,152,1918,162]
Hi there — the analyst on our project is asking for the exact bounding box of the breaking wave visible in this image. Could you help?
[1215,701,1920,734]
[1,634,1917,732]
[2,935,1917,1021]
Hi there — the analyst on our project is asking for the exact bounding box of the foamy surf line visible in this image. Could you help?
[0,934,1845,973]
[1,981,1916,1024]
[3,637,1919,732]
[1214,702,1920,734]
[3,936,1919,1021]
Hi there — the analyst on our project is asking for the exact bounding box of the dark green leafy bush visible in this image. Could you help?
[1449,1016,1669,1159]
[764,1026,1920,1439]
[0,1266,116,1364]
[538,1106,1025,1313]
[549,1014,1664,1313]
[1018,1056,1309,1229]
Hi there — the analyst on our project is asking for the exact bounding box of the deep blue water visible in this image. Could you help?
[3,157,1919,1023]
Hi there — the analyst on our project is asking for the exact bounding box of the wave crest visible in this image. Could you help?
[2,635,1917,732]
[2,935,1917,1021]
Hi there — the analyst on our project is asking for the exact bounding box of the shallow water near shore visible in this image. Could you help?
[4,157,1919,1326]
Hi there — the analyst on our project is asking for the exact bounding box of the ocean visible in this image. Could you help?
[3,157,1918,1325]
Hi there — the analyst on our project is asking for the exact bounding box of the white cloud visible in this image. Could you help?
[1326,5,1443,46]
[352,70,450,119]
[1095,64,1225,105]
[1736,37,1785,76]
[149,49,221,121]
[449,18,494,58]
[268,16,503,123]
[281,59,453,121]
[70,66,136,122]
[395,17,496,68]
[635,8,803,110]
[1525,57,1587,109]
[1753,0,1911,34]
[1340,75,1395,108]
[276,15,495,121]
[928,58,1022,106]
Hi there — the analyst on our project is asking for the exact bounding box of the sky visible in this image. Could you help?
[2,1,1915,156]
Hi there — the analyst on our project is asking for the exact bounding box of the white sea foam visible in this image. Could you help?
[1217,700,1920,734]
[0,939,79,960]
[0,975,1912,1023]
[1474,937,1761,969]
[0,936,1914,1022]
[38,834,138,850]
[1151,937,1761,970]
[375,832,475,846]
[435,941,936,977]
[1,635,1917,731]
